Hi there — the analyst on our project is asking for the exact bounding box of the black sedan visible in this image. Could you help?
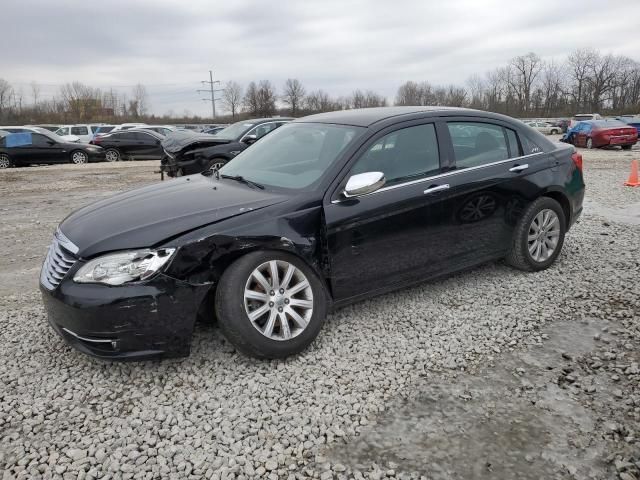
[90,129,164,162]
[40,107,585,360]
[0,128,105,168]
[160,117,292,177]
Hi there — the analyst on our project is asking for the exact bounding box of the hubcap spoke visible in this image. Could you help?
[527,209,561,262]
[244,260,314,342]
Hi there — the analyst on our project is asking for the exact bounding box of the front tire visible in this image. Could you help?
[208,157,227,171]
[215,251,328,359]
[0,153,12,169]
[71,150,88,164]
[550,129,559,135]
[506,197,566,272]
[105,149,120,162]
[621,145,632,151]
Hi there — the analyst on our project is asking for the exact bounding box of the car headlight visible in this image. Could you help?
[73,248,176,285]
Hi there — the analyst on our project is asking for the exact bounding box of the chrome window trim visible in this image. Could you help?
[331,151,545,204]
[239,122,279,142]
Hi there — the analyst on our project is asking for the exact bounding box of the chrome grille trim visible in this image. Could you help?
[40,230,79,290]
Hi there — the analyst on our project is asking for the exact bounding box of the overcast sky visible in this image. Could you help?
[3,0,640,117]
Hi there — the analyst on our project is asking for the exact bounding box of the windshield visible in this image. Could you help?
[214,120,257,140]
[218,123,364,190]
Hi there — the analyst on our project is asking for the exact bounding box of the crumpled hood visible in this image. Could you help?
[60,174,288,258]
[161,131,230,154]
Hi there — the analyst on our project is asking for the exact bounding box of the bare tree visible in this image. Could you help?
[243,81,259,116]
[130,83,149,118]
[282,79,305,115]
[222,81,243,119]
[0,79,14,120]
[395,81,423,105]
[466,75,485,109]
[30,82,41,108]
[567,48,597,111]
[305,90,332,112]
[256,80,277,117]
[508,52,543,112]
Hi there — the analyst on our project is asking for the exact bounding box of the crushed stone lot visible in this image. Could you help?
[1,141,639,480]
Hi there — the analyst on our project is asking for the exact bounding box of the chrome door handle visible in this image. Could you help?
[509,164,529,172]
[424,184,450,194]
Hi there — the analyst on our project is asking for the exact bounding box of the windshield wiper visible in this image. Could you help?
[220,174,265,190]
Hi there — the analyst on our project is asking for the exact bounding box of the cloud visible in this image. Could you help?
[2,0,639,116]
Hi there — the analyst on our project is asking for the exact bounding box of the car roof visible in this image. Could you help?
[294,107,517,127]
[114,128,163,137]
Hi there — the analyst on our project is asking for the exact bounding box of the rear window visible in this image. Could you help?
[96,126,115,134]
[591,120,627,128]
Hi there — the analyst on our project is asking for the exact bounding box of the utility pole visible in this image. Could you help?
[197,70,223,120]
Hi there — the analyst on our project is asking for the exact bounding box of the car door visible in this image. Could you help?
[114,132,136,158]
[32,133,66,163]
[432,119,550,266]
[573,123,590,147]
[323,121,452,300]
[128,132,157,159]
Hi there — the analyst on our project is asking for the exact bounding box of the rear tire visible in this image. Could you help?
[550,129,559,135]
[105,149,120,162]
[215,251,328,359]
[0,153,12,169]
[506,197,566,272]
[621,145,632,151]
[586,138,593,149]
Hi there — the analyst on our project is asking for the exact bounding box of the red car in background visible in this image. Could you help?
[567,120,638,150]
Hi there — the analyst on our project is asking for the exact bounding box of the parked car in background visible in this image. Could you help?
[39,107,585,360]
[569,113,602,128]
[0,126,80,143]
[29,124,62,132]
[616,116,640,136]
[55,125,105,143]
[140,125,176,136]
[90,129,164,161]
[551,119,570,133]
[92,125,116,139]
[111,123,149,132]
[562,120,638,149]
[160,117,292,177]
[524,121,562,135]
[0,128,104,168]
[203,126,226,135]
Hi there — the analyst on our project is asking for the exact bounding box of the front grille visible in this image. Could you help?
[40,230,78,290]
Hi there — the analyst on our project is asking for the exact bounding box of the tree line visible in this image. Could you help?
[1,48,638,125]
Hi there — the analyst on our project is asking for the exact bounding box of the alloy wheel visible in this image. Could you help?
[211,161,226,171]
[527,209,560,262]
[72,151,88,164]
[243,260,314,341]
[105,150,119,162]
[0,154,10,169]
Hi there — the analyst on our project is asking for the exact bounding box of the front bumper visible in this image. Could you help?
[40,274,210,360]
[86,150,106,162]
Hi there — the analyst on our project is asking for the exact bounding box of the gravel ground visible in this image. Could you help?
[0,142,639,480]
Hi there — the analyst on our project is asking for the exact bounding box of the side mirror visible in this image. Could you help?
[47,140,56,146]
[343,172,385,198]
[243,134,258,145]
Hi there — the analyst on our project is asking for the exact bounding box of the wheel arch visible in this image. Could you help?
[174,238,332,325]
[541,189,571,229]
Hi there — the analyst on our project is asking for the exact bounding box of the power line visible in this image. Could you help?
[197,70,224,119]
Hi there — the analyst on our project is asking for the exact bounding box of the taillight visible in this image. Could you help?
[572,151,583,171]
[92,137,102,145]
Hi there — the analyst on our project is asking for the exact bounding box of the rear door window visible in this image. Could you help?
[71,126,89,135]
[351,123,440,186]
[447,122,521,169]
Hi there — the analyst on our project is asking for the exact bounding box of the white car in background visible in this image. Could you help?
[112,123,148,131]
[569,113,602,128]
[524,121,562,135]
[55,125,105,143]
